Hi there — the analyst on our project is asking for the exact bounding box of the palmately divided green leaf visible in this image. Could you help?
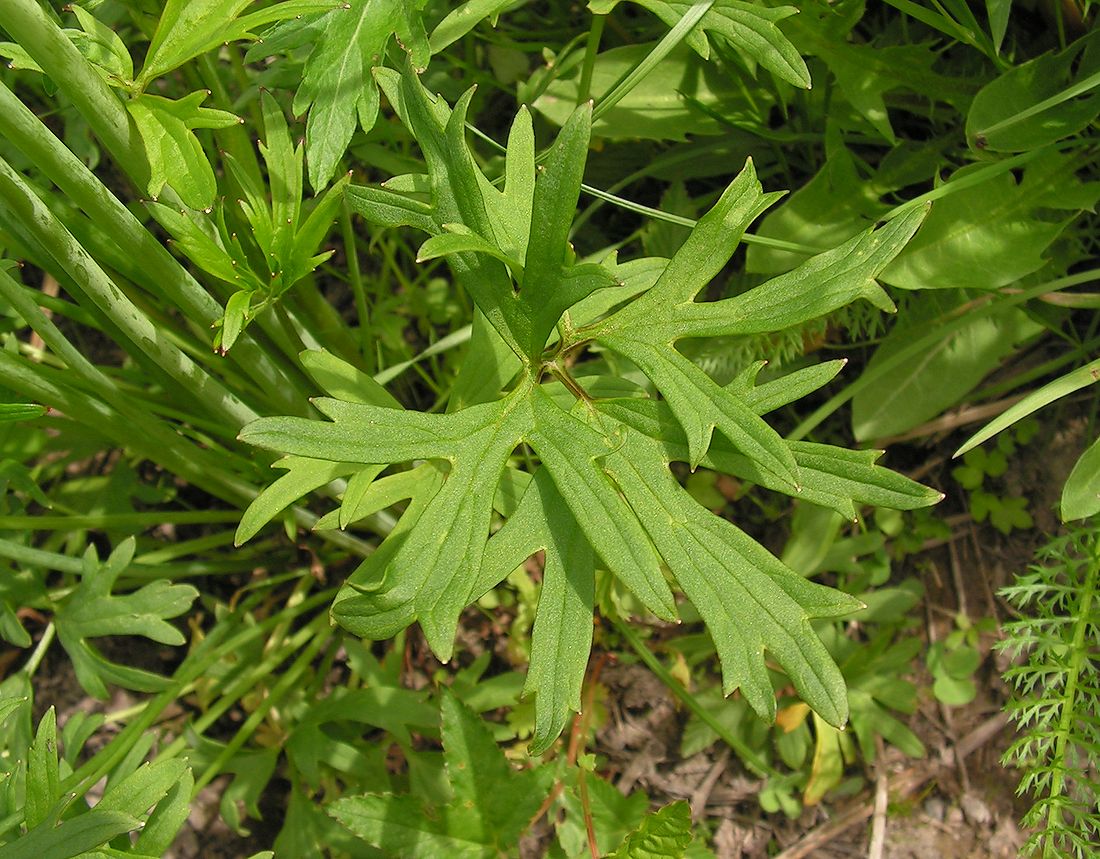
[479,469,594,754]
[53,538,199,699]
[241,68,940,744]
[126,91,240,210]
[601,428,858,724]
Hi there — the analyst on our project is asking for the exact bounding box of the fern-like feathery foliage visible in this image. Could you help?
[999,520,1100,858]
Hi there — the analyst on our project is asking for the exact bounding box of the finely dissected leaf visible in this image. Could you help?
[588,0,809,88]
[608,800,693,859]
[252,0,429,190]
[967,31,1100,152]
[138,0,340,86]
[53,538,199,699]
[126,91,240,210]
[328,692,550,857]
[999,523,1100,855]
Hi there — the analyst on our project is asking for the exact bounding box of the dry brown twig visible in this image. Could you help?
[771,712,1010,859]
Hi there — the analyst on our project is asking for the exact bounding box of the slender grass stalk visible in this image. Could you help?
[192,615,334,793]
[0,81,312,416]
[0,0,147,182]
[0,158,259,428]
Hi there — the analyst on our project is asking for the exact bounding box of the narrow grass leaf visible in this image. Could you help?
[955,357,1100,457]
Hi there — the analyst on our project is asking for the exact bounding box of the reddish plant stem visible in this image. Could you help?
[526,651,609,850]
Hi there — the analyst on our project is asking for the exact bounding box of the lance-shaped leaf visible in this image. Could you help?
[602,429,860,725]
[236,456,367,544]
[588,0,810,88]
[516,102,611,357]
[609,204,928,343]
[479,469,595,754]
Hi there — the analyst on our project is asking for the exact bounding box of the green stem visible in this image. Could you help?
[591,1,713,123]
[22,621,55,678]
[1043,532,1099,835]
[192,616,333,793]
[0,157,259,428]
[0,512,240,530]
[0,268,255,503]
[341,198,374,369]
[0,0,147,183]
[577,15,605,105]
